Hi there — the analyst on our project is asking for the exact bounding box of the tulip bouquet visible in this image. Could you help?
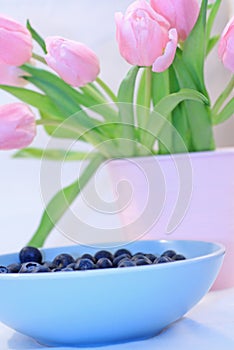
[0,0,233,247]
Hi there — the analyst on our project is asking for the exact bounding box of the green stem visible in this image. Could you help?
[32,52,47,64]
[212,76,234,115]
[28,153,104,247]
[138,67,152,144]
[80,85,118,121]
[81,84,107,105]
[144,67,152,116]
[96,77,118,103]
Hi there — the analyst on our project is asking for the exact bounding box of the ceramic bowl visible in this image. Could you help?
[0,240,224,347]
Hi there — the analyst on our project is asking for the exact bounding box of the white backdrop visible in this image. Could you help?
[0,0,233,254]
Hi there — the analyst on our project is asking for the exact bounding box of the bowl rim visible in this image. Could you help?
[0,240,225,281]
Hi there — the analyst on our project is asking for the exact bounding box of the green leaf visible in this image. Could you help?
[169,65,192,153]
[27,20,47,53]
[14,148,94,161]
[117,66,139,156]
[172,53,214,152]
[154,88,208,116]
[213,98,234,125]
[147,89,208,134]
[27,153,104,247]
[21,65,118,142]
[17,68,115,123]
[0,85,64,118]
[21,64,117,122]
[144,89,208,150]
[21,65,104,129]
[21,64,86,116]
[171,103,192,153]
[182,0,208,94]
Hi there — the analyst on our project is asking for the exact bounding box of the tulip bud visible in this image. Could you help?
[150,0,199,41]
[0,14,32,66]
[115,0,178,72]
[45,36,100,87]
[0,62,27,86]
[218,17,234,73]
[0,103,36,150]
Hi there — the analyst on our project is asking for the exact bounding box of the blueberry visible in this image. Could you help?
[19,262,41,273]
[172,254,186,261]
[94,250,113,262]
[61,267,74,272]
[81,253,96,263]
[114,249,132,258]
[145,253,157,262]
[19,246,42,264]
[118,260,136,268]
[66,263,76,270]
[134,257,152,266]
[155,256,172,264]
[161,250,176,258]
[7,263,21,273]
[42,261,57,270]
[75,258,96,271]
[113,253,131,267]
[52,254,75,268]
[52,268,63,272]
[0,266,8,273]
[33,265,51,273]
[132,252,144,257]
[96,258,113,269]
[132,254,146,261]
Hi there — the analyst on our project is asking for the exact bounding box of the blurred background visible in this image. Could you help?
[0,0,233,253]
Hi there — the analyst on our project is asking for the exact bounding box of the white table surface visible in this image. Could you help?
[1,287,234,350]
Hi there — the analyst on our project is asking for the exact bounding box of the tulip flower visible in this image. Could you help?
[0,62,27,86]
[115,0,178,72]
[0,103,36,150]
[150,0,199,41]
[218,17,234,73]
[0,14,32,66]
[45,36,100,87]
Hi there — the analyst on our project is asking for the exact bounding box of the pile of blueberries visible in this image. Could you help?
[0,246,186,274]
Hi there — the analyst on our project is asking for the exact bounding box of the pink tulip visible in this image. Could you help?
[45,36,100,87]
[0,14,32,66]
[0,103,36,150]
[150,0,199,41]
[0,62,27,86]
[218,17,234,73]
[115,0,178,72]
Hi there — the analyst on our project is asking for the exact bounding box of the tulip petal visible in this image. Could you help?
[152,28,178,72]
[150,0,199,41]
[115,0,171,67]
[218,17,234,73]
[45,36,100,87]
[0,15,32,66]
[0,63,26,86]
[115,12,139,65]
[127,0,170,29]
[0,103,36,150]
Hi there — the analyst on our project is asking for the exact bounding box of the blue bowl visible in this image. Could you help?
[0,240,224,347]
